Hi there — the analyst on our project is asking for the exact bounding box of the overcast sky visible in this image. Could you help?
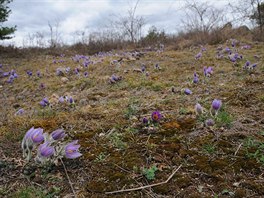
[2,0,232,47]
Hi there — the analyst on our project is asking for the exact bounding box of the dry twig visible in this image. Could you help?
[234,143,243,156]
[105,164,182,195]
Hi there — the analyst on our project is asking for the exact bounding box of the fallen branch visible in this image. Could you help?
[105,164,182,195]
[234,143,243,156]
[60,158,77,198]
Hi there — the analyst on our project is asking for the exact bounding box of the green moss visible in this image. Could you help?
[234,189,247,198]
[153,184,172,194]
[241,180,264,194]
[175,175,192,188]
[86,181,108,193]
[210,159,229,171]
[108,172,127,181]
[193,155,211,173]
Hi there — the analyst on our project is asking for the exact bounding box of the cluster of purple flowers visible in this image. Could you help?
[203,66,213,77]
[40,98,49,107]
[195,99,222,127]
[243,60,257,70]
[58,95,74,104]
[56,68,64,76]
[21,127,82,164]
[193,72,199,84]
[142,111,162,125]
[27,70,33,77]
[109,74,122,84]
[72,54,89,63]
[228,52,243,63]
[0,69,18,83]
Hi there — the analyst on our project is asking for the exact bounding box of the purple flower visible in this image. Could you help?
[151,111,162,122]
[56,68,63,76]
[225,47,231,53]
[24,127,37,140]
[244,60,250,68]
[64,140,82,159]
[212,99,222,111]
[74,68,79,75]
[195,52,202,60]
[230,57,236,63]
[142,117,148,124]
[141,64,146,72]
[250,63,257,69]
[205,119,215,127]
[193,76,199,84]
[36,71,41,77]
[43,98,49,104]
[206,67,213,74]
[10,69,15,75]
[204,66,213,77]
[184,88,192,95]
[69,97,74,104]
[195,103,203,115]
[40,98,49,107]
[110,74,118,83]
[39,100,46,107]
[84,71,88,78]
[7,75,14,83]
[15,108,25,116]
[27,71,32,77]
[38,142,55,158]
[31,128,44,144]
[155,63,160,70]
[13,73,18,78]
[39,83,45,89]
[65,67,71,73]
[241,45,251,49]
[83,61,90,67]
[51,129,65,140]
[58,96,64,103]
[3,72,10,77]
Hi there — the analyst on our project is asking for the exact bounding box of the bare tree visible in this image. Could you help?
[229,0,264,33]
[34,31,46,47]
[48,19,62,47]
[109,0,146,43]
[182,0,224,33]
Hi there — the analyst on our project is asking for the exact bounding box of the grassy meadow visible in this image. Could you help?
[0,41,264,197]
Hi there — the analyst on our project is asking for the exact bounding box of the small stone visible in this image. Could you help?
[61,77,69,83]
[16,95,25,100]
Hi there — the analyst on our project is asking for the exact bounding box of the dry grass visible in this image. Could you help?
[0,41,264,197]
